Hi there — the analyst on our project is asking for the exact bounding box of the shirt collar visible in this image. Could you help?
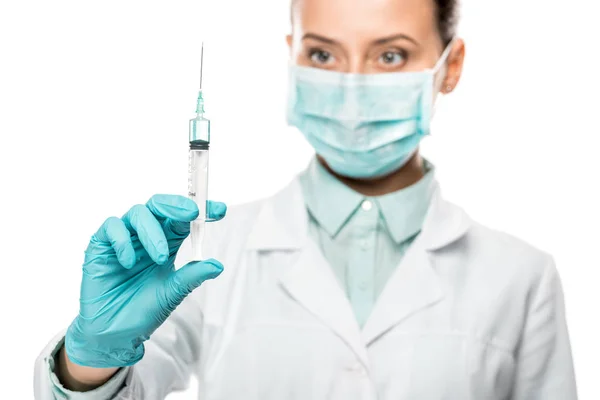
[374,160,436,243]
[299,157,437,244]
[299,158,364,238]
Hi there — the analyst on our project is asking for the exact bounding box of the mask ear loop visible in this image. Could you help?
[431,38,456,90]
[428,38,456,127]
[432,38,456,74]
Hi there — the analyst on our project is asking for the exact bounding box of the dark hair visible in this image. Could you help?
[435,0,460,45]
[291,0,460,45]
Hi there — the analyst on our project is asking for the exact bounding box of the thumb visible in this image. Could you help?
[165,259,224,304]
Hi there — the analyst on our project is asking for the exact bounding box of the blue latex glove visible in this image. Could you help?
[65,194,227,368]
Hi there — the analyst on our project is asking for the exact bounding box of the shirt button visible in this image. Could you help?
[358,281,368,290]
[361,200,373,211]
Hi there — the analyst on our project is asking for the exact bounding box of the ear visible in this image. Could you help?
[286,34,293,52]
[442,39,466,94]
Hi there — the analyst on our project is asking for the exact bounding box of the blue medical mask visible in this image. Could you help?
[287,42,453,179]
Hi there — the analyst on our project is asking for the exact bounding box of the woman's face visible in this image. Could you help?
[287,0,464,89]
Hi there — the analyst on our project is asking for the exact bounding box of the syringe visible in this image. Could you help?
[188,43,211,261]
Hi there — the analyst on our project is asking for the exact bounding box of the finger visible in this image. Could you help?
[168,200,227,236]
[93,217,136,269]
[165,259,224,302]
[122,204,169,265]
[207,201,227,222]
[146,194,199,222]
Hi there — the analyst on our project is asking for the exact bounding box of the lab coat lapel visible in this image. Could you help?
[362,187,471,345]
[280,239,369,367]
[361,237,443,345]
[246,179,370,368]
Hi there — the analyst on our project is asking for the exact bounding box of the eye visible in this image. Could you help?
[378,50,407,67]
[309,49,334,66]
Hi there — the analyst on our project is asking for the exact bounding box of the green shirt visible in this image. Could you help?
[299,158,435,326]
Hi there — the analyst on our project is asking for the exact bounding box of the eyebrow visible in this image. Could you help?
[302,33,340,45]
[302,32,418,47]
[371,33,418,46]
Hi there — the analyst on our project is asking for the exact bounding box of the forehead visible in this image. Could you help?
[293,0,438,40]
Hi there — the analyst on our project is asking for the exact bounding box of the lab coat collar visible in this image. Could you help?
[418,184,472,251]
[246,179,308,251]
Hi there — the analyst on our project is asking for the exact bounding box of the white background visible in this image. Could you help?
[1,0,599,398]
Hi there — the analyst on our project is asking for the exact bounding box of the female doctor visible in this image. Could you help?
[34,0,577,398]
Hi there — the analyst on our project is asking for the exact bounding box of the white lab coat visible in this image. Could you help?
[34,178,577,399]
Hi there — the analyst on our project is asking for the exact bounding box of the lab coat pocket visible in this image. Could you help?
[466,336,515,400]
[203,321,348,400]
[372,332,515,400]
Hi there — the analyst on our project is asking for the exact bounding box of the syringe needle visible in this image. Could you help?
[199,42,204,91]
[194,42,206,115]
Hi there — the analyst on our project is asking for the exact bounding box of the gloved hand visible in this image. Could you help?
[65,194,227,368]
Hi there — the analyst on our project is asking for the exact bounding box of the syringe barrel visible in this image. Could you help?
[188,110,211,262]
[188,145,209,261]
